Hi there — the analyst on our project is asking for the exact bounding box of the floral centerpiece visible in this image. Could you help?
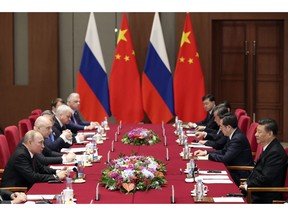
[121,127,161,146]
[100,155,167,193]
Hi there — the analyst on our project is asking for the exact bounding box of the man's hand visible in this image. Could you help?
[11,192,27,204]
[194,149,207,156]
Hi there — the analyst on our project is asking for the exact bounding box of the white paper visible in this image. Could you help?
[75,140,89,145]
[179,152,192,157]
[27,194,55,200]
[196,155,209,160]
[79,132,95,136]
[202,179,233,184]
[60,147,87,153]
[199,170,227,175]
[189,144,213,149]
[186,134,196,137]
[213,197,244,203]
[198,175,230,180]
[49,165,75,170]
[62,160,77,165]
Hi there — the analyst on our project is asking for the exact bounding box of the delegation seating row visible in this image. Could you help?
[0,108,42,193]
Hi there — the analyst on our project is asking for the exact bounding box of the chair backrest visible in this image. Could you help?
[254,142,263,162]
[4,125,20,155]
[235,108,247,120]
[31,109,42,116]
[0,135,10,169]
[246,122,259,154]
[28,114,39,128]
[18,119,32,138]
[238,115,251,135]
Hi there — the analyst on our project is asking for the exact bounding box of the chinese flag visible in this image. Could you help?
[173,13,206,122]
[109,13,144,123]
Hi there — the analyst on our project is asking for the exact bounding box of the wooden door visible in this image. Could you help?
[212,20,284,140]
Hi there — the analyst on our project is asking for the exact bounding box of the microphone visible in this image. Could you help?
[72,167,78,179]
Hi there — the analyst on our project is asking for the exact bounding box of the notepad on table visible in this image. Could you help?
[198,175,230,180]
[213,197,244,203]
[189,144,213,149]
[61,147,86,153]
[202,179,233,184]
[27,194,56,201]
[196,155,209,160]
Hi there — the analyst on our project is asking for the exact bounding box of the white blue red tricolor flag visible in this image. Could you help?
[76,12,111,122]
[142,12,174,123]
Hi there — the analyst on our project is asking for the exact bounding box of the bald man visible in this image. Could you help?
[1,130,67,189]
[33,116,76,165]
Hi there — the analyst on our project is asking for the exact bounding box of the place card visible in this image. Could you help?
[111,140,114,152]
[166,147,169,161]
[164,136,167,146]
[171,185,175,203]
[95,183,100,201]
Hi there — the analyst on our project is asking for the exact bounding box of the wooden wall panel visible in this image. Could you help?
[0,13,58,133]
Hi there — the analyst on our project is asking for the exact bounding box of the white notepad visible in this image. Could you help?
[27,194,55,201]
[60,147,86,153]
[202,179,233,184]
[213,197,244,202]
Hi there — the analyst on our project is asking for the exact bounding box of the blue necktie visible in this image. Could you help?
[49,133,55,142]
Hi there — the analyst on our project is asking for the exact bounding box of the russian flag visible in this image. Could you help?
[76,12,111,122]
[142,12,174,123]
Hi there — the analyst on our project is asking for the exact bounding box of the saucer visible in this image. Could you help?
[84,162,93,167]
[191,193,207,197]
[185,178,194,183]
[73,179,86,183]
[191,192,207,197]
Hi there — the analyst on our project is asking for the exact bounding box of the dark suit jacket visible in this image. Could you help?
[1,144,57,189]
[52,117,75,150]
[66,111,90,134]
[246,138,287,203]
[0,189,13,204]
[205,130,228,150]
[197,111,219,131]
[207,128,254,185]
[18,138,63,165]
[37,141,63,165]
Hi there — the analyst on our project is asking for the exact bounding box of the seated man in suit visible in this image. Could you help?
[33,116,76,165]
[188,94,219,132]
[194,112,254,186]
[41,108,74,152]
[52,104,85,151]
[1,130,67,189]
[51,97,65,115]
[0,189,27,204]
[239,118,287,203]
[194,104,229,150]
[66,92,99,134]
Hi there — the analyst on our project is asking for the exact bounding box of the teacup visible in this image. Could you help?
[61,188,74,202]
[193,184,208,194]
[81,154,89,163]
[86,143,94,154]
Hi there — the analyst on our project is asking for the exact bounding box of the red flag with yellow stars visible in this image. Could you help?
[109,13,144,123]
[173,13,206,122]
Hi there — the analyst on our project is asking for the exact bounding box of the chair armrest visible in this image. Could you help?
[247,187,288,203]
[0,187,28,193]
[226,166,254,171]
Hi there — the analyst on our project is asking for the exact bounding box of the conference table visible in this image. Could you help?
[27,123,245,204]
